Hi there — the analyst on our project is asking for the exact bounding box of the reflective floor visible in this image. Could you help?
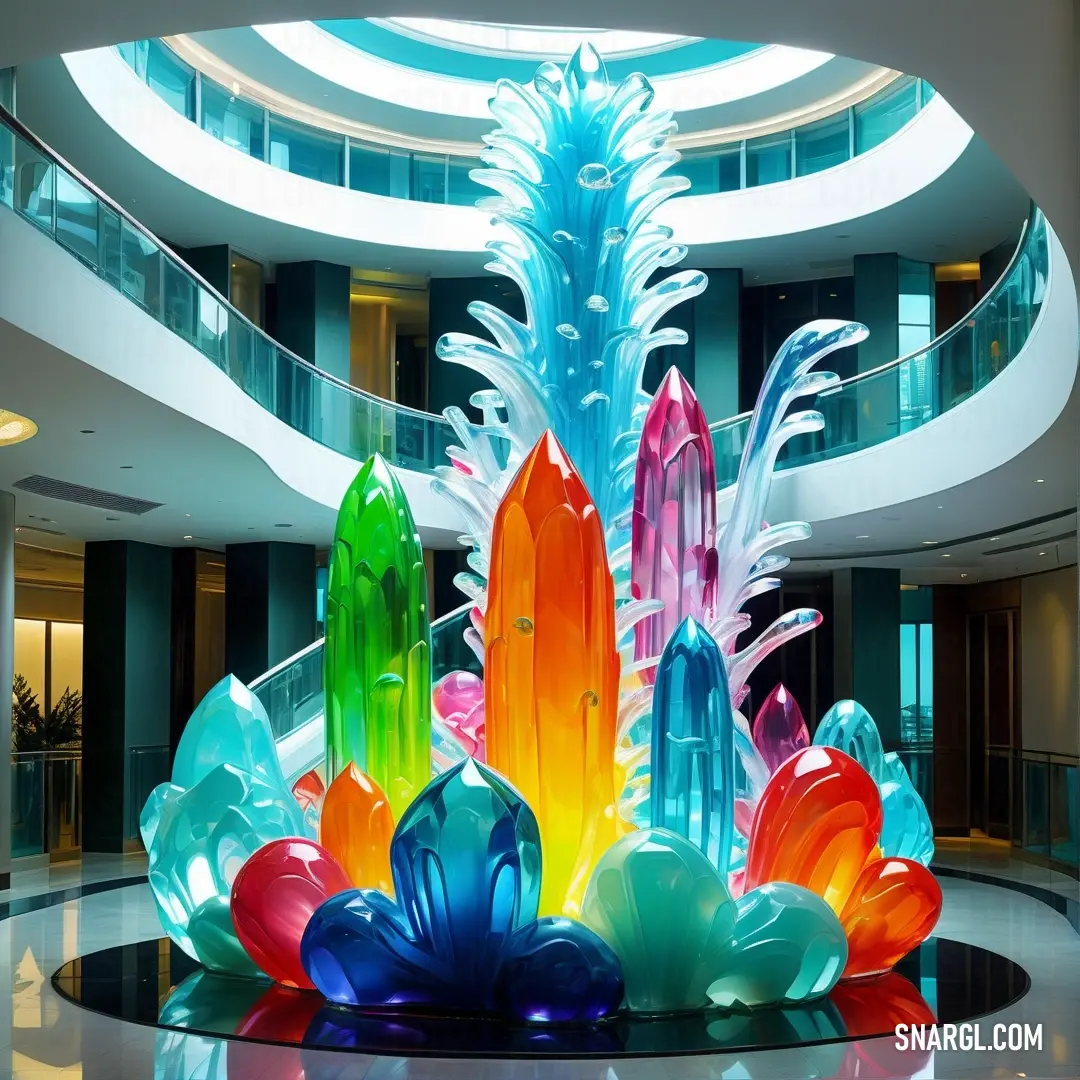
[0,857,1075,1078]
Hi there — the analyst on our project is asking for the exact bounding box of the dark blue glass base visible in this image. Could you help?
[52,937,1026,1059]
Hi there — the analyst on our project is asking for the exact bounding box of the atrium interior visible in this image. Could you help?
[0,4,1078,1077]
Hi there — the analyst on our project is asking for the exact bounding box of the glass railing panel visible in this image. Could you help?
[349,142,393,196]
[411,153,447,203]
[794,113,850,176]
[268,116,345,186]
[146,39,195,120]
[13,135,54,232]
[54,168,100,269]
[201,79,266,160]
[251,642,324,741]
[162,255,198,343]
[197,285,227,367]
[119,219,162,315]
[1,122,14,210]
[250,333,277,411]
[227,309,255,390]
[127,744,169,841]
[745,131,791,187]
[116,40,150,80]
[1050,761,1078,865]
[447,159,485,206]
[854,75,918,154]
[11,755,45,859]
[46,752,81,855]
[100,205,122,289]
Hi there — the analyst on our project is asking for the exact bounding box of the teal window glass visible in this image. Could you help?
[795,114,850,176]
[854,76,918,154]
[268,117,344,185]
[146,39,195,120]
[745,132,791,187]
[1,119,13,210]
[411,153,446,203]
[900,624,917,736]
[679,153,719,195]
[201,81,265,159]
[898,258,934,425]
[447,158,483,206]
[0,68,14,112]
[120,221,162,316]
[54,169,99,268]
[13,135,54,232]
[349,143,392,196]
[116,41,149,80]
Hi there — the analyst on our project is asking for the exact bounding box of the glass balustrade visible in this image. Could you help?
[114,41,935,203]
[0,106,461,471]
[126,744,170,841]
[10,750,82,860]
[711,206,1049,486]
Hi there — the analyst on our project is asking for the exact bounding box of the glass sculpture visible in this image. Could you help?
[146,40,939,1028]
[324,452,431,816]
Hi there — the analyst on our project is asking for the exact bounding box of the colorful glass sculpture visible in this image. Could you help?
[651,617,735,875]
[318,763,394,894]
[631,367,717,675]
[839,857,942,978]
[432,669,486,761]
[300,758,622,1020]
[580,828,735,1012]
[230,838,352,988]
[813,699,886,782]
[485,431,622,916]
[743,746,882,913]
[146,762,306,973]
[705,882,847,1009]
[752,683,810,774]
[879,752,935,866]
[324,453,431,817]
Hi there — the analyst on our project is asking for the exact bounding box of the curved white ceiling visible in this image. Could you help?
[251,22,834,121]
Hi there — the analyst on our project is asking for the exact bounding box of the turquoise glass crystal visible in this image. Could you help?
[580,827,735,1012]
[813,699,886,782]
[145,762,307,974]
[879,751,935,865]
[651,618,735,876]
[301,758,620,1019]
[706,882,848,1010]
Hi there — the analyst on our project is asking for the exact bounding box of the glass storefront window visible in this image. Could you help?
[854,76,918,154]
[201,81,265,159]
[268,117,344,185]
[795,113,850,176]
[146,39,195,120]
[411,153,446,203]
[745,132,792,187]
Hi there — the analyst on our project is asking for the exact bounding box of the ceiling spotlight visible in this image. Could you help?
[183,535,193,540]
[941,553,951,558]
[936,505,943,510]
[79,429,95,434]
[855,534,869,539]
[921,540,938,545]
[274,523,293,528]
[120,465,133,469]
[1034,478,1045,483]
[0,410,38,447]
[960,573,968,578]
[1039,551,1047,556]
[989,536,1000,541]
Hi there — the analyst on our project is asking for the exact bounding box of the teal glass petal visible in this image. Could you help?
[146,763,307,973]
[879,752,935,866]
[812,699,886,782]
[171,674,286,792]
[187,896,262,977]
[706,882,847,1010]
[580,827,736,1012]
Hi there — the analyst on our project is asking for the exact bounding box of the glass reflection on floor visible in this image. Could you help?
[50,936,1027,1078]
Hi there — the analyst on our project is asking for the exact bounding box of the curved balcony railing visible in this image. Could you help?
[0,104,457,473]
[710,204,1048,485]
[115,39,935,203]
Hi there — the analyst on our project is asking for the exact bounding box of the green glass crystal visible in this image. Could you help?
[325,453,431,819]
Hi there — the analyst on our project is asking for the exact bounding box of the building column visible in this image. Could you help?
[693,268,742,424]
[224,542,316,685]
[82,541,172,852]
[0,492,15,886]
[272,261,352,383]
[832,567,901,750]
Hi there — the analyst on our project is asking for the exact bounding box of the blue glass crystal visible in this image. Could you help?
[706,882,847,1010]
[651,618,735,876]
[493,917,624,1023]
[301,758,550,1013]
[879,752,935,866]
[146,762,307,973]
[171,674,286,792]
[812,699,886,782]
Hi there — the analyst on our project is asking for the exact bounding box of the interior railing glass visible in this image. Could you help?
[0,104,458,472]
[710,205,1049,486]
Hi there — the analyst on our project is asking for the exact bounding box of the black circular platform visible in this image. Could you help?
[52,937,1027,1059]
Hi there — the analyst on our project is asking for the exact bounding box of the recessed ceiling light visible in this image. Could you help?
[777,294,786,300]
[0,410,38,447]
[79,429,95,434]
[183,535,193,540]
[960,573,968,578]
[937,505,943,510]
[274,523,293,528]
[1039,551,1047,556]
[1034,478,1045,483]
[855,534,869,539]
[941,553,951,558]
[105,515,120,521]
[921,540,938,545]
[828,292,837,298]
[120,465,133,469]
[185,513,191,518]
[989,536,1000,541]
[835,234,850,239]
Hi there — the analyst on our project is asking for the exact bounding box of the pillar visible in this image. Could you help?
[693,268,741,423]
[224,542,316,685]
[82,541,172,852]
[273,261,352,383]
[0,492,15,886]
[832,568,901,750]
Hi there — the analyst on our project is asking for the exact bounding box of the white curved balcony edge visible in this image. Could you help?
[664,92,972,244]
[0,205,466,544]
[252,22,833,121]
[63,47,972,257]
[757,220,1076,531]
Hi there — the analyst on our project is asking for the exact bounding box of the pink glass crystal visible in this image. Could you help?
[291,769,324,810]
[751,683,810,774]
[631,367,717,680]
[432,670,487,761]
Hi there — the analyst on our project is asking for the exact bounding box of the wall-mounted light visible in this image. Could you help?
[0,410,38,447]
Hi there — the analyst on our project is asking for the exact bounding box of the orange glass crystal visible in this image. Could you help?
[318,762,395,895]
[485,431,622,917]
[743,746,882,913]
[839,857,942,978]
